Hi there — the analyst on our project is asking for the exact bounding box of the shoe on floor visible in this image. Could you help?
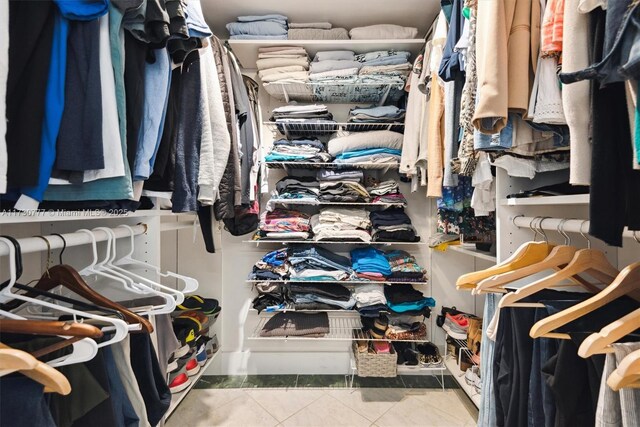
[169,372,191,393]
[417,342,443,367]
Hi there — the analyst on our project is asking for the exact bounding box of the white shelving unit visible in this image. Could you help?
[266,199,406,208]
[246,279,428,285]
[244,240,427,246]
[499,194,589,206]
[447,245,497,263]
[264,121,405,137]
[165,352,220,420]
[264,161,400,170]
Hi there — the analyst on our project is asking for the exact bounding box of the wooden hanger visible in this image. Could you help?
[578,308,640,357]
[0,343,71,395]
[457,217,555,292]
[0,319,103,339]
[530,261,640,339]
[607,348,640,391]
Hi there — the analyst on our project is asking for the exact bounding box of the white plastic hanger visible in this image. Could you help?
[98,227,184,306]
[78,228,176,315]
[0,237,119,367]
[114,225,198,294]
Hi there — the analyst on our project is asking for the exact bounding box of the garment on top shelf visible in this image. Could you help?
[327,131,404,157]
[309,60,363,74]
[288,28,349,40]
[349,24,419,40]
[227,15,288,38]
[289,22,332,30]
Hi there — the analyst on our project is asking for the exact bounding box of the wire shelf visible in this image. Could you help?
[263,121,405,137]
[267,199,407,208]
[243,239,427,246]
[249,313,432,342]
[263,81,406,104]
[264,161,400,170]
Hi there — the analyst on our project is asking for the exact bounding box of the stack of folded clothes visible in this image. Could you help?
[227,15,288,40]
[289,282,356,310]
[384,284,435,316]
[256,46,309,83]
[252,282,288,313]
[265,138,332,163]
[310,208,372,242]
[367,180,407,206]
[347,106,406,128]
[384,250,427,283]
[327,130,403,165]
[266,175,320,211]
[248,248,290,281]
[353,284,389,317]
[288,23,349,40]
[370,207,420,242]
[269,104,337,136]
[317,169,364,183]
[260,312,330,337]
[288,245,353,281]
[349,24,419,40]
[309,51,362,83]
[351,247,392,281]
[356,51,412,85]
[256,209,311,240]
[385,318,428,341]
[319,180,370,202]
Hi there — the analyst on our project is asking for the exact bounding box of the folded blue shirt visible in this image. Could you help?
[237,14,288,23]
[351,247,392,276]
[335,148,402,160]
[227,21,287,36]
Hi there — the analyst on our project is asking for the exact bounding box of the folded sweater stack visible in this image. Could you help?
[384,250,427,282]
[309,51,362,83]
[367,179,407,205]
[269,104,337,135]
[288,22,349,40]
[256,46,309,83]
[351,247,393,280]
[265,138,331,164]
[260,312,330,337]
[257,209,311,240]
[311,207,371,242]
[384,284,435,316]
[370,207,420,242]
[227,14,288,40]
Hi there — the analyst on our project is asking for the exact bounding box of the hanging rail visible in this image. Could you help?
[0,224,147,257]
[511,216,638,239]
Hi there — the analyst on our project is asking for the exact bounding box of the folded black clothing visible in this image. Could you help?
[252,294,287,313]
[288,282,351,301]
[271,112,334,121]
[276,176,320,193]
[251,268,288,280]
[384,284,426,304]
[357,303,390,318]
[393,307,431,317]
[260,312,330,337]
[389,271,426,279]
[506,182,589,199]
[373,229,420,242]
[294,302,345,311]
[318,194,366,202]
[370,208,412,228]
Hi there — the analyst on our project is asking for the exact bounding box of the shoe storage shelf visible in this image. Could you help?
[444,334,480,408]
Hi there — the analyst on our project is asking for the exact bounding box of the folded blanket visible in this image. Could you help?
[258,65,307,79]
[314,50,355,62]
[260,312,330,337]
[349,24,419,40]
[289,22,332,29]
[227,21,288,37]
[310,60,362,74]
[327,130,404,156]
[288,28,349,40]
[260,71,309,83]
[256,57,310,70]
[258,53,307,60]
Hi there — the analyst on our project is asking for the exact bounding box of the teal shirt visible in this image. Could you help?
[44,5,133,201]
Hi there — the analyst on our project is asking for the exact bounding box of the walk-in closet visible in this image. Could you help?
[1,0,639,426]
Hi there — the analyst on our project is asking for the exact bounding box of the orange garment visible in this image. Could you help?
[426,71,445,198]
[541,0,565,56]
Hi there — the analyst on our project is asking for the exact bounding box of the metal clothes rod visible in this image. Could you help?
[511,217,638,239]
[0,224,147,257]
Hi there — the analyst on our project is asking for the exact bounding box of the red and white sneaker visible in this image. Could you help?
[169,373,191,394]
[186,358,200,377]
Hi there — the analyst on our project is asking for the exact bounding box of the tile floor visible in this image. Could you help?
[166,375,478,427]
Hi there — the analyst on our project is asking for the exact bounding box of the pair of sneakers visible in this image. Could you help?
[168,335,219,393]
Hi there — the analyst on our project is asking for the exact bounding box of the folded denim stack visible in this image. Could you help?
[309,51,361,83]
[370,207,420,242]
[257,209,311,240]
[353,284,389,317]
[328,130,404,165]
[384,284,435,316]
[270,104,335,130]
[348,106,406,124]
[319,181,370,202]
[351,247,392,281]
[265,138,332,163]
[288,244,353,281]
[367,180,407,206]
[256,46,309,83]
[310,208,372,242]
[317,169,364,183]
[249,248,290,281]
[227,14,288,40]
[355,50,412,85]
[289,282,356,310]
[384,250,427,283]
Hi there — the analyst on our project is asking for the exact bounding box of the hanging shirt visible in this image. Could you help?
[0,0,9,194]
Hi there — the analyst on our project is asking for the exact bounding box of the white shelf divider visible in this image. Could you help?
[446,245,497,263]
[499,194,589,206]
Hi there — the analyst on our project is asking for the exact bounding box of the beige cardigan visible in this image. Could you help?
[473,0,540,134]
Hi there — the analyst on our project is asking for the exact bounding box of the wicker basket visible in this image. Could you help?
[352,342,398,378]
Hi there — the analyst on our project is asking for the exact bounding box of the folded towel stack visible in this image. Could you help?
[227,14,288,40]
[311,207,372,242]
[328,130,404,165]
[256,45,310,83]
